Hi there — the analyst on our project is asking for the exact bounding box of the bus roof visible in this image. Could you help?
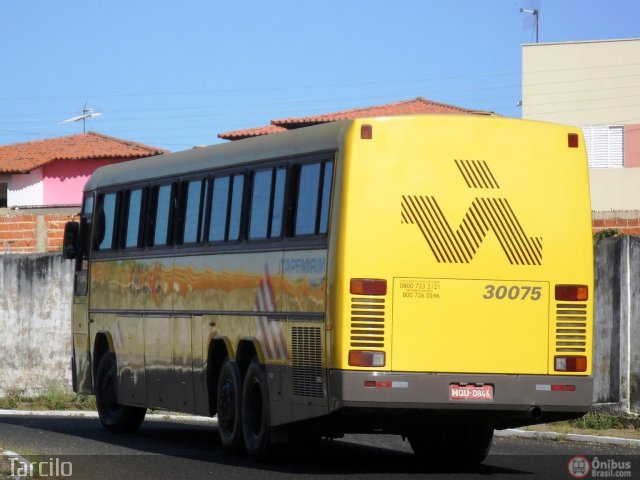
[84,119,350,191]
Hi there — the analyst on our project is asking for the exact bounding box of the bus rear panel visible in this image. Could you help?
[327,116,593,430]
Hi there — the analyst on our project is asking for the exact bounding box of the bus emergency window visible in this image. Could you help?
[209,176,230,242]
[152,184,173,247]
[96,193,118,251]
[182,179,207,244]
[124,188,144,248]
[228,174,244,241]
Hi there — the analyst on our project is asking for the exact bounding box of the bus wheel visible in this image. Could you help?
[216,359,244,454]
[407,423,493,465]
[241,357,272,460]
[95,353,146,433]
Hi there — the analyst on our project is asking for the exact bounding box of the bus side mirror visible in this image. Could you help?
[63,221,80,260]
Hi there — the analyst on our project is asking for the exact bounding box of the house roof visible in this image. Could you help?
[0,131,168,174]
[218,97,495,140]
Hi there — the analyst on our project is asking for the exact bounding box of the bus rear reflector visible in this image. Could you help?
[350,278,387,296]
[568,133,579,148]
[555,284,588,301]
[554,356,587,372]
[349,350,385,367]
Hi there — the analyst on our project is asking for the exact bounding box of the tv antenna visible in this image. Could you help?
[60,102,102,133]
[520,0,540,43]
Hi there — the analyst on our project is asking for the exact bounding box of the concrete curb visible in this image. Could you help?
[496,428,640,448]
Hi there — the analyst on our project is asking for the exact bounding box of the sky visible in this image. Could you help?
[1,0,639,152]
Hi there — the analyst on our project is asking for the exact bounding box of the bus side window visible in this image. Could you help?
[93,192,119,251]
[181,178,207,245]
[150,184,175,247]
[293,160,333,237]
[227,174,245,241]
[209,176,230,243]
[249,167,286,241]
[123,188,145,249]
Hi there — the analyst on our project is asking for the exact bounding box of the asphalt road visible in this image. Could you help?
[0,414,638,480]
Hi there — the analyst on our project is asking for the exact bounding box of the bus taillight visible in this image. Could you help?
[555,284,588,301]
[349,350,386,367]
[350,278,387,296]
[554,356,587,372]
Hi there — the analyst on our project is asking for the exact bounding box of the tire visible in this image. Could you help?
[241,358,272,459]
[408,422,494,465]
[216,360,244,454]
[95,352,146,433]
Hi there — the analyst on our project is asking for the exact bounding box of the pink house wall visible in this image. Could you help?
[42,158,130,206]
[625,125,640,167]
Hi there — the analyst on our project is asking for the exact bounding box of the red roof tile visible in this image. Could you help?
[0,131,167,173]
[218,97,495,140]
[217,124,288,141]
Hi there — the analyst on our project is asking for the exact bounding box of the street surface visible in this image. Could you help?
[0,414,637,479]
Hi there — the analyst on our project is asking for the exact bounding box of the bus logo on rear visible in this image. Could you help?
[401,160,542,265]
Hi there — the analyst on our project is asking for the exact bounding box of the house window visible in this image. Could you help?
[583,125,624,168]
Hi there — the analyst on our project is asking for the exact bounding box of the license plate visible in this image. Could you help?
[449,383,494,401]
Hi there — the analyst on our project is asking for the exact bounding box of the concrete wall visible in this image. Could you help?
[0,254,74,396]
[522,38,640,126]
[594,235,640,412]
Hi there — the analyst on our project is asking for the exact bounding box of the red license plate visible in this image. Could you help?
[449,384,494,401]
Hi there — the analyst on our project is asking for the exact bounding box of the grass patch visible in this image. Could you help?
[0,388,95,411]
[524,412,640,439]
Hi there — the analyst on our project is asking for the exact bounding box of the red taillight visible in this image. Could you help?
[361,124,373,139]
[349,350,386,367]
[568,133,579,148]
[554,356,587,372]
[350,278,387,296]
[555,284,588,301]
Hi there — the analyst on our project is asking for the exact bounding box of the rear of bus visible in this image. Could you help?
[327,115,593,437]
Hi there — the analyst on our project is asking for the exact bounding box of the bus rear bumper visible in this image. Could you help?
[328,370,593,423]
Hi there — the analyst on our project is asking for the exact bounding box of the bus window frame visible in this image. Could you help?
[147,182,177,251]
[120,186,148,251]
[289,158,334,240]
[177,175,209,248]
[92,189,122,253]
[247,164,288,244]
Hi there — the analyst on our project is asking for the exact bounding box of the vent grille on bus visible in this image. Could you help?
[292,326,324,398]
[350,297,385,348]
[555,303,587,353]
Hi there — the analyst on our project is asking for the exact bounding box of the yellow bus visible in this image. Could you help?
[63,115,594,463]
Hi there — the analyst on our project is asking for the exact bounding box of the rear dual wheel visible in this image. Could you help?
[241,358,272,459]
[216,357,273,459]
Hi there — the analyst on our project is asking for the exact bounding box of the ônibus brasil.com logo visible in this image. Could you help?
[568,456,632,478]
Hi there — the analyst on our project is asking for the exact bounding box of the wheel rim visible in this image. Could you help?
[218,377,236,430]
[248,379,263,436]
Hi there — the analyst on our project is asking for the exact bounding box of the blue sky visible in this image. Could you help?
[2,1,639,151]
